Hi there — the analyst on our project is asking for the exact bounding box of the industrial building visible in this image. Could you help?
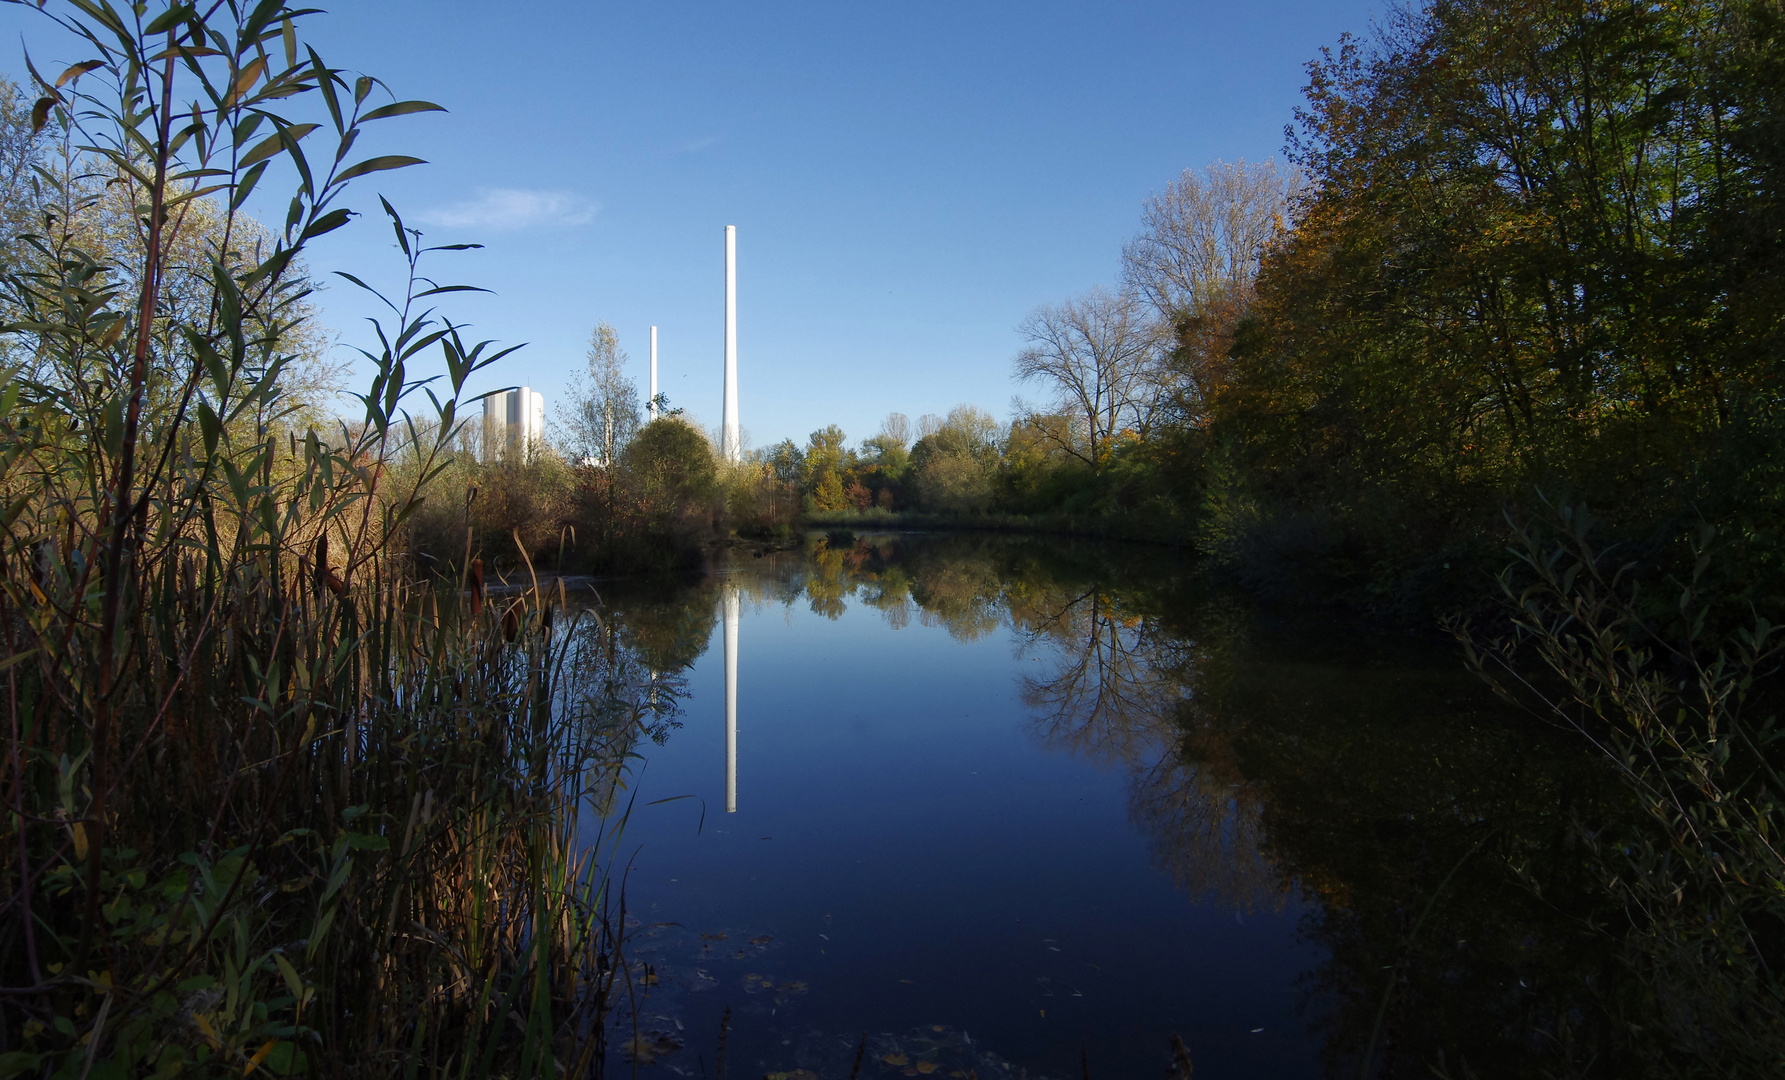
[482,386,545,463]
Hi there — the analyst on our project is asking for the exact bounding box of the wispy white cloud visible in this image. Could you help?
[673,135,721,154]
[414,188,598,230]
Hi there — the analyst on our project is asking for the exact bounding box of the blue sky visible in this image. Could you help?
[2,1,1387,451]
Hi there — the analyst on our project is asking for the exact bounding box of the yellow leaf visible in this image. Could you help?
[883,1053,909,1066]
[244,1038,277,1074]
[98,317,128,349]
[230,58,266,104]
[916,1063,937,1075]
[70,822,87,861]
[192,1014,220,1050]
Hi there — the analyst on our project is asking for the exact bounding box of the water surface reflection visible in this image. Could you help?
[585,533,1619,1079]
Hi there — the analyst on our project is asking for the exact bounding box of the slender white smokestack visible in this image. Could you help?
[723,585,739,813]
[722,225,739,463]
[649,325,658,422]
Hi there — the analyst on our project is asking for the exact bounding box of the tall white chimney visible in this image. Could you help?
[649,324,659,422]
[721,225,739,463]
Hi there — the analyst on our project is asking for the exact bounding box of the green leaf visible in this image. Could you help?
[413,284,491,298]
[379,195,410,257]
[231,161,269,211]
[1,494,31,530]
[239,122,318,169]
[359,100,446,122]
[334,155,426,183]
[144,4,197,35]
[273,952,304,1001]
[305,47,345,138]
[300,207,354,241]
[0,1052,47,1079]
[197,402,222,457]
[342,833,388,851]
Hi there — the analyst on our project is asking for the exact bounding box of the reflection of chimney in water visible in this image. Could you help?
[723,585,739,813]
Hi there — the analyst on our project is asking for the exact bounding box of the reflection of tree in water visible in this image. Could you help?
[543,598,694,817]
[766,534,1007,641]
[589,535,1658,1075]
[1183,615,1644,1079]
[1012,583,1285,912]
[768,534,1285,910]
[907,551,1002,641]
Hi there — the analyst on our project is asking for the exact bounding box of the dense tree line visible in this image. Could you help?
[818,0,1785,617]
[407,0,1785,617]
[1204,0,1785,608]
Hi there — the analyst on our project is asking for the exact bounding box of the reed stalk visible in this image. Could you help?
[0,3,646,1075]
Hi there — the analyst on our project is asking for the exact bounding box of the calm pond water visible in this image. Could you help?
[577,533,1618,1079]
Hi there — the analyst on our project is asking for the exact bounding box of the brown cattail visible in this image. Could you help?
[313,533,329,597]
[468,558,485,618]
[325,569,347,597]
[502,603,519,643]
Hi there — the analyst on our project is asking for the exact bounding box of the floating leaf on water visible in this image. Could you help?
[777,980,808,993]
[916,1063,937,1075]
[884,1052,910,1066]
[700,932,727,941]
[750,934,773,946]
[621,1031,682,1064]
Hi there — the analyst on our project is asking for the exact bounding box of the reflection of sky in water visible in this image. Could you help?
[607,557,1324,1079]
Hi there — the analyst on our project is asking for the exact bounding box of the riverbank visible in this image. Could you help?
[794,507,1190,547]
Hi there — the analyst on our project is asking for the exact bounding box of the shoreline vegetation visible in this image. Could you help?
[0,0,1780,1077]
[0,5,660,1076]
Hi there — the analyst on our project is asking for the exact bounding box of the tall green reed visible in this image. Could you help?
[0,3,644,1074]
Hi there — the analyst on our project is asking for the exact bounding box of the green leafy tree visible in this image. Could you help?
[560,320,640,465]
[1208,0,1785,598]
[624,414,718,529]
[909,405,1002,513]
[803,423,853,511]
